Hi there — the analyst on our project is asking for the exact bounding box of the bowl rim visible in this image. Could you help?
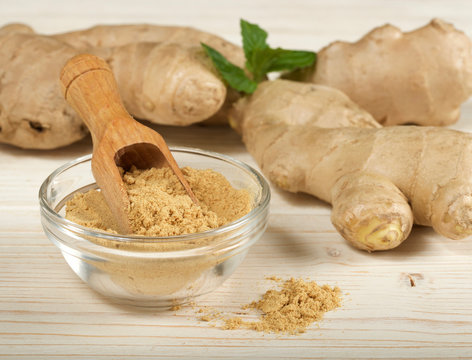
[39,146,271,246]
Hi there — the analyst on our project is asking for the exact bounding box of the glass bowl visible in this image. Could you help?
[39,147,270,307]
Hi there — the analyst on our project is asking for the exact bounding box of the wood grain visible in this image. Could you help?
[1,1,472,359]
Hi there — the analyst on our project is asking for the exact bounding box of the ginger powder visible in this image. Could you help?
[66,166,252,237]
[64,166,252,297]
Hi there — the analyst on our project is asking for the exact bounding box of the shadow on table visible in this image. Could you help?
[262,188,452,263]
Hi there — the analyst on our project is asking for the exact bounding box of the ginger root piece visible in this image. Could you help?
[54,24,246,127]
[0,29,87,149]
[0,23,242,149]
[53,24,245,68]
[232,80,472,251]
[92,44,227,126]
[294,19,472,126]
[331,173,413,251]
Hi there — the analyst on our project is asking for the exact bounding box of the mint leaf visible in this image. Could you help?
[249,48,279,82]
[240,19,268,73]
[266,49,317,72]
[201,43,257,94]
[249,48,317,82]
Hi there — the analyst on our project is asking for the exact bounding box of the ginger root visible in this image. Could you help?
[92,43,227,126]
[292,19,472,126]
[0,25,88,149]
[0,24,243,149]
[232,80,472,251]
[53,24,245,127]
[52,24,245,68]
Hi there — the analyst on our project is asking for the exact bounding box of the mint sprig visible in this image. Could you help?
[202,19,316,94]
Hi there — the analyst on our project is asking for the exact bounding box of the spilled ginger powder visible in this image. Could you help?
[200,277,341,334]
[66,166,252,236]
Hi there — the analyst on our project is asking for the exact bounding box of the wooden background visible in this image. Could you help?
[1,0,472,358]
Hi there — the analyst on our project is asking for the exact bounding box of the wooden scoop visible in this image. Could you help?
[60,53,199,234]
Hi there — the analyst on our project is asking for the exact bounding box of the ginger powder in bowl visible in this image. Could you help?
[39,147,270,307]
[66,166,252,237]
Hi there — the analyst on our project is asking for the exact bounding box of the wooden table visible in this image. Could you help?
[1,1,472,358]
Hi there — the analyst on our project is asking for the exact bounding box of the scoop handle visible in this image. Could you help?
[60,53,131,144]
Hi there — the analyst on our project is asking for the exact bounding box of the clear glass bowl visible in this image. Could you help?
[39,147,270,307]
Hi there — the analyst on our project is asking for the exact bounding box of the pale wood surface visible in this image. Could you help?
[1,1,472,359]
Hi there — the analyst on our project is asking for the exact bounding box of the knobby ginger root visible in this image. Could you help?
[53,24,245,127]
[232,80,472,251]
[92,43,227,126]
[292,19,472,126]
[0,25,88,149]
[0,24,243,149]
[52,24,245,68]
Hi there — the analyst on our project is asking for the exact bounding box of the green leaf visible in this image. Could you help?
[240,19,268,73]
[249,48,317,82]
[201,43,257,94]
[249,48,279,82]
[266,49,317,73]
